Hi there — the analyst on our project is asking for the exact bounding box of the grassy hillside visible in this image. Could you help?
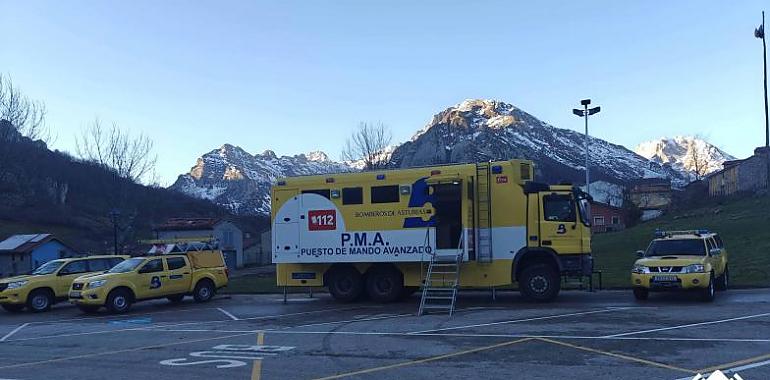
[592,194,770,288]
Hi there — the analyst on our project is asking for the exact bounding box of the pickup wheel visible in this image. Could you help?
[193,280,215,302]
[716,266,729,291]
[365,266,404,303]
[167,295,185,303]
[27,289,54,312]
[77,305,100,314]
[106,288,133,313]
[519,263,560,302]
[1,304,25,313]
[327,266,364,302]
[700,273,716,302]
[633,288,649,301]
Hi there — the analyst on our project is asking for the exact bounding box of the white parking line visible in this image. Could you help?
[408,308,632,334]
[603,312,770,338]
[0,323,29,342]
[217,308,239,321]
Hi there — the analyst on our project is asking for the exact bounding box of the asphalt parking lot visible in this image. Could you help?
[0,289,769,380]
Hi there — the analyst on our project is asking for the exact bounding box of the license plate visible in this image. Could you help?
[69,291,82,298]
[652,275,678,282]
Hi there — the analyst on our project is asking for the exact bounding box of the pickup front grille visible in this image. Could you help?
[72,283,84,290]
[650,266,684,273]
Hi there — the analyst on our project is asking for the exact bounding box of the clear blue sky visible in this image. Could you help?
[1,1,768,185]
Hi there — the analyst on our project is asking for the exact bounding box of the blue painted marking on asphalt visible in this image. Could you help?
[107,317,153,325]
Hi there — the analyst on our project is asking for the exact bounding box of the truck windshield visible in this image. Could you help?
[108,258,145,273]
[32,260,65,275]
[645,239,706,256]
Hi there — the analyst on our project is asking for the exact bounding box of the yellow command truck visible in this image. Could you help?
[69,251,228,313]
[272,159,592,302]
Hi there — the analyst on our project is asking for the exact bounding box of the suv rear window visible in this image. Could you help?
[645,239,706,256]
[87,258,113,272]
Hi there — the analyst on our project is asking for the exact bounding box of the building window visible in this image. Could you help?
[611,216,620,225]
[223,230,234,246]
[371,185,400,204]
[593,216,605,226]
[342,187,363,205]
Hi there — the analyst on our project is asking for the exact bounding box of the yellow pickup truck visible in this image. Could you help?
[0,255,128,313]
[69,251,228,313]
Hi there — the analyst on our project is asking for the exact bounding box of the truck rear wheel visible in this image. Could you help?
[365,266,404,303]
[519,263,560,302]
[193,280,215,302]
[327,266,363,302]
[106,288,132,314]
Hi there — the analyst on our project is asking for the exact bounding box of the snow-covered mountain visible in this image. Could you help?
[635,136,735,180]
[171,99,701,215]
[170,144,351,214]
[390,99,689,186]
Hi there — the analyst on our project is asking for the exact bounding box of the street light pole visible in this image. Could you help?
[573,99,601,196]
[109,209,120,255]
[756,11,769,188]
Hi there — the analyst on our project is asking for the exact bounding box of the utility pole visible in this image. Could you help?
[756,11,769,188]
[573,99,601,195]
[109,209,120,255]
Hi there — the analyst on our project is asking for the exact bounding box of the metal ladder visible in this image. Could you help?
[475,163,493,263]
[418,234,463,316]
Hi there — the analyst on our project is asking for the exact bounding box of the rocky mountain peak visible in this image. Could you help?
[635,136,735,178]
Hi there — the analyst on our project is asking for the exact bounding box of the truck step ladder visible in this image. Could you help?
[418,234,463,316]
[475,162,493,264]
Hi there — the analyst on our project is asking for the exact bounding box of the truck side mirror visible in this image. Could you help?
[635,250,645,258]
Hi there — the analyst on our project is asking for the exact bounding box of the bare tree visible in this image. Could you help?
[341,122,392,170]
[687,136,711,181]
[0,74,49,141]
[75,118,158,183]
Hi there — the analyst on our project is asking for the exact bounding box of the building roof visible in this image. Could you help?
[155,218,224,232]
[629,177,672,186]
[590,200,623,211]
[0,234,76,254]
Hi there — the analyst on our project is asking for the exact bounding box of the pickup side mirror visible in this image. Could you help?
[709,248,721,256]
[635,250,645,258]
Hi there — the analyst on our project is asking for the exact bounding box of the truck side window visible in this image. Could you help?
[166,257,187,270]
[342,187,363,205]
[87,259,112,272]
[302,189,331,199]
[371,185,399,203]
[543,194,575,222]
[60,260,88,275]
[139,259,164,274]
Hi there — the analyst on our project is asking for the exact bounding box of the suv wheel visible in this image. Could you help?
[106,288,132,313]
[193,280,215,302]
[701,273,716,302]
[519,263,560,302]
[716,267,729,291]
[633,288,649,301]
[27,289,54,312]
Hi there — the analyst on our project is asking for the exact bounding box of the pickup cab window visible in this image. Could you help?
[166,257,187,270]
[139,259,164,274]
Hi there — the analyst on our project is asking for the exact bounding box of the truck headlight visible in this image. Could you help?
[87,280,107,289]
[7,280,28,289]
[631,265,650,274]
[683,264,705,273]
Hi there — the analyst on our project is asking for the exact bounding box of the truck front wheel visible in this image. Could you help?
[519,263,560,302]
[327,266,363,302]
[106,288,133,314]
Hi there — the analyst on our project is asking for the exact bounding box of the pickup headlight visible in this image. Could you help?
[87,280,107,289]
[631,265,650,274]
[7,280,28,289]
[683,264,705,274]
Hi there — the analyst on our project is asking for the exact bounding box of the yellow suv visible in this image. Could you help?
[70,251,228,313]
[0,255,128,312]
[631,230,728,302]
